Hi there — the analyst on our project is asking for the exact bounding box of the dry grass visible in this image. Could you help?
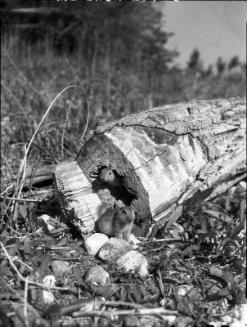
[0,35,246,327]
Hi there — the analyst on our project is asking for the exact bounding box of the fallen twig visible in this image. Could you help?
[72,307,178,319]
[1,196,42,203]
[0,242,70,292]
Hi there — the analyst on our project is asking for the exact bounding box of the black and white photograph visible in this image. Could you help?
[1,1,246,326]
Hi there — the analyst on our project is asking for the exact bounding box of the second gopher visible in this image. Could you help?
[95,206,135,242]
[99,168,122,188]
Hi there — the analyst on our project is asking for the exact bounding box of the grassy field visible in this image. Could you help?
[1,35,246,181]
[0,34,246,327]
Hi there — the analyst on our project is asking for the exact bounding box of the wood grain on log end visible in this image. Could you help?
[54,161,101,234]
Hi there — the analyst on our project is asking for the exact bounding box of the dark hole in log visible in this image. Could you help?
[91,166,137,207]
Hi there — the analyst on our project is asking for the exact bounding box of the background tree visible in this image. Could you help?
[2,1,179,112]
[228,56,240,71]
[216,57,226,76]
[187,48,203,72]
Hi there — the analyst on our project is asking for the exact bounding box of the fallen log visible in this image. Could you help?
[54,97,246,237]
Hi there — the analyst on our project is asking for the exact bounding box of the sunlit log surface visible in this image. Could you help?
[54,97,246,236]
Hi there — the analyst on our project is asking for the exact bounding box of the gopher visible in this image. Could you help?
[95,206,135,242]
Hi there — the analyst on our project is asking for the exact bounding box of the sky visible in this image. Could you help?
[158,1,246,68]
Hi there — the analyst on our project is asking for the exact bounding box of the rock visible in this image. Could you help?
[220,315,232,324]
[116,250,148,277]
[84,233,109,255]
[176,287,187,297]
[173,317,193,327]
[51,260,70,275]
[37,214,53,231]
[98,237,133,262]
[37,214,69,236]
[129,234,141,249]
[84,265,110,289]
[42,275,56,304]
[123,315,140,327]
[239,303,247,322]
[43,275,56,286]
[169,222,184,239]
[238,181,246,191]
[228,322,242,327]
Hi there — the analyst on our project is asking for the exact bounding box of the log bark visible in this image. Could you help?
[54,97,246,236]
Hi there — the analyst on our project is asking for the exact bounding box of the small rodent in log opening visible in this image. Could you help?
[99,168,122,188]
[99,168,136,196]
[95,206,135,242]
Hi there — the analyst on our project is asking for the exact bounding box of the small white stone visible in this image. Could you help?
[84,265,110,289]
[220,315,232,324]
[43,275,56,287]
[129,234,141,249]
[239,181,246,190]
[229,322,245,327]
[177,287,187,297]
[37,214,54,232]
[98,237,133,262]
[138,263,148,278]
[42,275,56,304]
[239,303,247,322]
[42,290,55,304]
[84,233,109,255]
[232,308,240,319]
[116,250,148,277]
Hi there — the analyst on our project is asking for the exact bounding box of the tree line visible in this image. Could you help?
[1,1,245,121]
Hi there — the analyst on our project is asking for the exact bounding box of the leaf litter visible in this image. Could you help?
[0,175,246,326]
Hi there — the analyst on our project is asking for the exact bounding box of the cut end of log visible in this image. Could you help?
[54,160,148,236]
[77,133,153,227]
[54,161,102,235]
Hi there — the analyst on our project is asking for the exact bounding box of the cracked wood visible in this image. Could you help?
[55,97,246,236]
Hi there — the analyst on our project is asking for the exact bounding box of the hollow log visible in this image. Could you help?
[54,97,246,237]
